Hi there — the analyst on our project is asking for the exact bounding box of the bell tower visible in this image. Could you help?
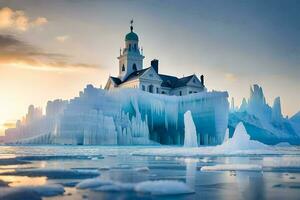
[118,20,144,81]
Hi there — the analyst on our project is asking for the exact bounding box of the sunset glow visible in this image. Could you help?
[0,0,299,136]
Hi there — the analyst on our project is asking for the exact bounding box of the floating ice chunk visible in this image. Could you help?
[213,122,270,153]
[76,178,113,189]
[0,185,65,199]
[184,111,198,147]
[200,164,263,172]
[134,167,150,172]
[134,180,194,195]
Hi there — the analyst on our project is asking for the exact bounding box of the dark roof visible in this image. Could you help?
[125,31,139,41]
[159,74,195,88]
[123,67,150,82]
[108,68,150,86]
[109,67,201,89]
[110,76,121,85]
[159,74,179,88]
[174,75,194,88]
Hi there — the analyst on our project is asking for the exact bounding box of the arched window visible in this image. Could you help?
[132,63,137,71]
[122,64,125,72]
[129,44,131,51]
[134,44,137,51]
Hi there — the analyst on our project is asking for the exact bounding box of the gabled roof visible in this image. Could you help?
[123,67,150,82]
[159,74,197,88]
[159,74,179,88]
[174,75,194,88]
[108,67,202,89]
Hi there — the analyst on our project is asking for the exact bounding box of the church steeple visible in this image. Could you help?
[118,20,144,81]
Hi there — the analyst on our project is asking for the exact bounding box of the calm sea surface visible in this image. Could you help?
[0,145,300,200]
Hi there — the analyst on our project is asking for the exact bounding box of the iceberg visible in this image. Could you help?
[4,85,229,146]
[213,122,269,153]
[229,84,300,145]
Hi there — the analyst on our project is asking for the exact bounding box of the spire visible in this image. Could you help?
[130,19,133,32]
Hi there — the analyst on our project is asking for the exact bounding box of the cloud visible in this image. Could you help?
[33,17,48,26]
[55,35,70,43]
[0,7,47,31]
[0,34,98,71]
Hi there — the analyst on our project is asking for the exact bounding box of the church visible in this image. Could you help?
[105,21,206,96]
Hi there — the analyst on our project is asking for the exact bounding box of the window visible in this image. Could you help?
[193,79,196,83]
[129,44,131,51]
[134,44,137,51]
[133,63,137,71]
[179,91,182,96]
[156,88,159,93]
[148,85,154,93]
[142,85,145,91]
[122,64,125,71]
[189,91,192,94]
[162,91,165,94]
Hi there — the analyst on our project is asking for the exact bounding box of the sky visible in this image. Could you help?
[0,0,299,135]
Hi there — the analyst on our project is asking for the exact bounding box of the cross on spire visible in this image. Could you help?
[130,19,133,32]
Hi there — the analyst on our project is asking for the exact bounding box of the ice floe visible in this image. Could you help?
[0,185,64,200]
[76,178,113,189]
[76,178,194,196]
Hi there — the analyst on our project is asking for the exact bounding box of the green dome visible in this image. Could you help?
[125,31,139,41]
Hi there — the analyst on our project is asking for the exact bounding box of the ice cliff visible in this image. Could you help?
[4,85,229,145]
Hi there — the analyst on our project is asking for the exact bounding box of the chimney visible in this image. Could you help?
[151,59,159,73]
[200,75,204,86]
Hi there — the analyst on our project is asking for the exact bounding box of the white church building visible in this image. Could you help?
[105,21,206,96]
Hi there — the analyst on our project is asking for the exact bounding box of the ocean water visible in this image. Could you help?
[0,145,300,200]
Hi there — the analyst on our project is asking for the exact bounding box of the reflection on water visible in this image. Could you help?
[236,172,265,200]
[184,158,197,189]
